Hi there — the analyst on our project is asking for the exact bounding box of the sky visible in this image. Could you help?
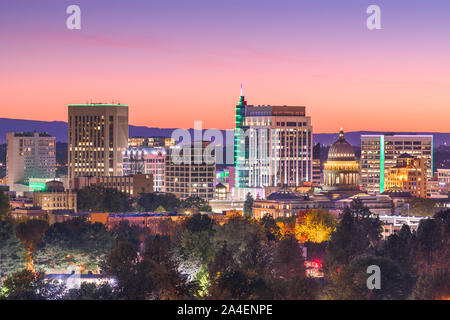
[1,0,450,133]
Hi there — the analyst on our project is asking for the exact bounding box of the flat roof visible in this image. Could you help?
[68,104,128,107]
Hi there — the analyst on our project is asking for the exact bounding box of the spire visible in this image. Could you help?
[238,83,247,106]
[339,128,344,140]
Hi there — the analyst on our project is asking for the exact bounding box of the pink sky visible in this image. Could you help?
[1,0,449,132]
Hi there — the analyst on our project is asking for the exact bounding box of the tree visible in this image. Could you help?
[77,186,133,212]
[138,193,181,212]
[15,219,49,270]
[271,235,306,280]
[0,221,27,283]
[104,238,195,300]
[212,216,267,264]
[64,282,118,300]
[413,209,449,275]
[33,218,115,273]
[174,215,215,284]
[380,224,416,276]
[410,268,450,300]
[181,196,212,212]
[326,200,382,270]
[295,209,337,243]
[323,255,409,300]
[208,243,236,280]
[1,269,65,300]
[111,220,145,248]
[260,214,281,242]
[243,193,254,218]
[207,269,273,300]
[0,191,11,219]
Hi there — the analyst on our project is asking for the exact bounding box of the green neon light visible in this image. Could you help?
[380,135,385,194]
[29,182,46,191]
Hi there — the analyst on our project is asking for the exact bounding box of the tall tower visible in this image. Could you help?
[6,132,56,191]
[234,84,249,188]
[361,134,433,194]
[68,103,129,187]
[245,105,313,187]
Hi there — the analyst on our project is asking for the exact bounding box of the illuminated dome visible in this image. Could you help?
[45,180,65,192]
[327,129,355,161]
[323,128,360,192]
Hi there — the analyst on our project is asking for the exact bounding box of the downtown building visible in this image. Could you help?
[384,153,428,198]
[68,103,129,187]
[123,147,166,192]
[233,91,313,198]
[128,136,175,148]
[165,141,216,200]
[6,132,56,192]
[71,174,153,198]
[360,135,433,194]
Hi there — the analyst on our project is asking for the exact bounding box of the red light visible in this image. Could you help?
[313,259,322,268]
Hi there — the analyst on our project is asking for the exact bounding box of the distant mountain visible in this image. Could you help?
[0,118,449,146]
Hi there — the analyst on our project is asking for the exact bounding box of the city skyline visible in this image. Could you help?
[2,0,450,132]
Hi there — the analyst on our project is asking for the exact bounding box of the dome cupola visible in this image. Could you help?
[327,128,355,161]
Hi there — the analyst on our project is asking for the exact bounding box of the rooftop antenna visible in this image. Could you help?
[240,83,243,96]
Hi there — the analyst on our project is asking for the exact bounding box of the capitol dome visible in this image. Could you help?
[323,128,360,192]
[327,129,355,161]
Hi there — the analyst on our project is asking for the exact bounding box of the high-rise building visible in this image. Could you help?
[243,105,313,187]
[123,147,166,192]
[234,85,249,188]
[6,132,56,191]
[165,142,216,200]
[361,135,433,194]
[128,136,175,148]
[385,153,428,198]
[68,103,129,187]
[437,168,450,195]
[312,143,321,185]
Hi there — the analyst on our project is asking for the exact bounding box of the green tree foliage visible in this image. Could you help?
[212,216,267,265]
[208,243,236,280]
[272,236,306,280]
[104,237,195,300]
[243,192,254,217]
[173,214,216,283]
[260,214,281,242]
[323,255,409,300]
[410,268,450,300]
[64,282,118,300]
[1,269,65,300]
[413,209,449,275]
[379,224,416,296]
[269,235,317,300]
[15,219,49,256]
[207,269,273,300]
[0,221,27,282]
[0,191,11,219]
[77,186,133,212]
[181,196,212,212]
[138,193,181,212]
[326,199,382,270]
[33,218,115,273]
[111,220,145,248]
